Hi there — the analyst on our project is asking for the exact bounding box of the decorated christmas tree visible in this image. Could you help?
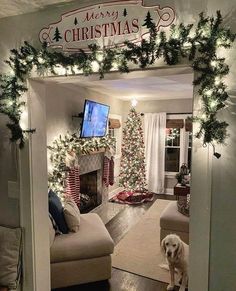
[119,107,147,192]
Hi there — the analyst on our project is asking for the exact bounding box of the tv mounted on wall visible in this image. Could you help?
[80,99,110,138]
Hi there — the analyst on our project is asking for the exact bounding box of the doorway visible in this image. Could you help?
[19,65,211,290]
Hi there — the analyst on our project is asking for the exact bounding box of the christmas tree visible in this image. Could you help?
[142,11,155,29]
[119,107,147,192]
[53,27,62,42]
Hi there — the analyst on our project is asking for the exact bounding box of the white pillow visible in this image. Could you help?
[0,226,22,289]
[63,197,80,233]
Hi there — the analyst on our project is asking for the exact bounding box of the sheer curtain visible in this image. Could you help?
[144,113,166,193]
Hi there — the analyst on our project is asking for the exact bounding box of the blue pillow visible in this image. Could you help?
[48,190,68,234]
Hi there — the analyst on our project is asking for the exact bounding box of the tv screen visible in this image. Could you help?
[80,99,110,138]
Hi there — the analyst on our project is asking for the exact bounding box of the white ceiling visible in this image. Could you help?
[0,0,73,19]
[41,68,193,101]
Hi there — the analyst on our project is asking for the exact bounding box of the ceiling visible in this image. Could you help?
[41,68,193,101]
[0,0,73,19]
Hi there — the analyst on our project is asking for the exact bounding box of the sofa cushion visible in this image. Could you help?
[160,201,189,233]
[50,213,114,263]
[0,226,22,289]
[63,197,80,233]
[48,190,68,234]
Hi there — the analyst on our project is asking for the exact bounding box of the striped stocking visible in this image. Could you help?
[66,166,80,206]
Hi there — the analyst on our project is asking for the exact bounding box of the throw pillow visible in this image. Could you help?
[48,189,69,234]
[63,197,80,233]
[0,226,22,289]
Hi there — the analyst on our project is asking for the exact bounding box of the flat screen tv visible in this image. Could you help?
[80,99,110,138]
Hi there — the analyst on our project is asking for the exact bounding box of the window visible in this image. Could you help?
[165,116,192,173]
[165,128,180,172]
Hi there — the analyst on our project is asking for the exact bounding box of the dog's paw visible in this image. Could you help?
[167,284,175,291]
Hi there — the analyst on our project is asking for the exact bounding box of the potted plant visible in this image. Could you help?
[175,172,183,184]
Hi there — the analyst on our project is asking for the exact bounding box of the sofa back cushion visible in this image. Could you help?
[63,197,80,233]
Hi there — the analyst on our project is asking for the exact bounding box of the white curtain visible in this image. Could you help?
[144,113,166,193]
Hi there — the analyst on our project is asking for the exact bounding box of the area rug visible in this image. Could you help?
[112,199,171,283]
[109,190,154,205]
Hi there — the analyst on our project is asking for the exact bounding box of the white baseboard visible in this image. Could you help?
[164,188,174,195]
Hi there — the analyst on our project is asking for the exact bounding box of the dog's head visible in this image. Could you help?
[161,234,183,261]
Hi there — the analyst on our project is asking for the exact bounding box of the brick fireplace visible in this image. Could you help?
[78,152,108,212]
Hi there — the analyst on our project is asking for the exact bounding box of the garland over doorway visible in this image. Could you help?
[0,11,235,157]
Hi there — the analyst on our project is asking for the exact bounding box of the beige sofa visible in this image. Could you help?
[49,213,114,289]
[160,201,189,244]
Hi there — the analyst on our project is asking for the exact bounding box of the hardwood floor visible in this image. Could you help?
[54,194,179,291]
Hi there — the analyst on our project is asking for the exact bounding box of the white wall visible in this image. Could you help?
[45,83,124,145]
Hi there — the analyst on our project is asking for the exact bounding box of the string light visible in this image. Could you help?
[210,100,217,109]
[96,53,104,62]
[37,56,45,64]
[211,60,217,67]
[214,76,221,86]
[54,65,66,75]
[91,61,100,72]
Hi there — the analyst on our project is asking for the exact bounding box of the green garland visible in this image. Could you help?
[0,11,235,156]
[48,132,115,198]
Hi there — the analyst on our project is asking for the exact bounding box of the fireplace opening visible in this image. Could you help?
[79,170,100,213]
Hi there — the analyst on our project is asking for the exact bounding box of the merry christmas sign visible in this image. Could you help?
[39,0,175,51]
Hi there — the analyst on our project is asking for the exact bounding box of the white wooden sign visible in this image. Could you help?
[39,0,175,52]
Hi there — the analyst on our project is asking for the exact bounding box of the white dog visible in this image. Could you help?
[161,234,189,291]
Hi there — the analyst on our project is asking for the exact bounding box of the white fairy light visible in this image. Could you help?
[210,100,217,109]
[54,65,66,75]
[21,60,27,66]
[211,60,217,67]
[214,76,221,86]
[201,113,207,120]
[38,56,44,64]
[96,53,104,62]
[111,61,119,71]
[7,100,13,106]
[27,55,34,62]
[72,66,83,74]
[205,89,213,96]
[183,42,191,48]
[91,61,100,72]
